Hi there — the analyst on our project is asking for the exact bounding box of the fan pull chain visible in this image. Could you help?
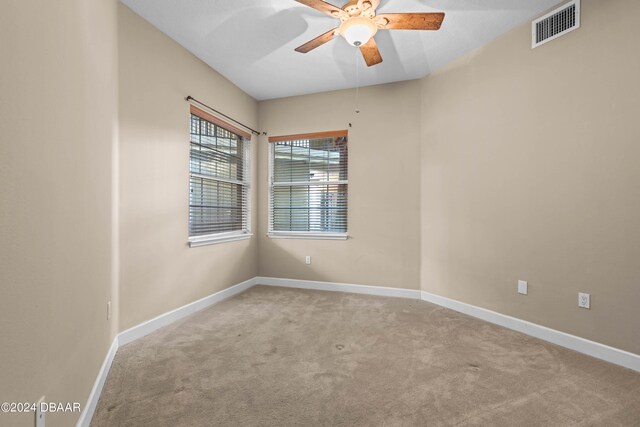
[354,48,360,114]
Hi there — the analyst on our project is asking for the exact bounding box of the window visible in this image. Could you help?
[268,131,348,239]
[189,106,251,246]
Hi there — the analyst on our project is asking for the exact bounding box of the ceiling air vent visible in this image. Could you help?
[532,0,580,48]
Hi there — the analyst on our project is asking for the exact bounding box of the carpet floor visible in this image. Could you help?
[91,285,640,426]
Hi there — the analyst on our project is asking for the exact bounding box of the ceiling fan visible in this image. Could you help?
[294,0,445,66]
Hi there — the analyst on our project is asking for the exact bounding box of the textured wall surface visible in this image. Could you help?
[0,1,119,425]
[420,0,640,354]
[118,4,259,331]
[258,81,422,290]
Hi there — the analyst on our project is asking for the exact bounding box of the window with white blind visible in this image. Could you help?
[268,131,348,240]
[189,106,251,246]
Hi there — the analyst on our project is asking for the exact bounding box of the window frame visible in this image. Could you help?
[267,130,348,240]
[188,105,252,247]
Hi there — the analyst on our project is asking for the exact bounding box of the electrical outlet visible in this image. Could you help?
[107,301,112,320]
[36,396,45,427]
[305,256,311,265]
[517,280,528,295]
[578,292,590,309]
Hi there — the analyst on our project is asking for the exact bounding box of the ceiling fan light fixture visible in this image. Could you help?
[340,17,377,47]
[293,0,445,67]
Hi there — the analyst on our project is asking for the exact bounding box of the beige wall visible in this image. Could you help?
[117,5,259,331]
[2,2,639,425]
[0,1,119,426]
[420,0,640,354]
[257,81,422,290]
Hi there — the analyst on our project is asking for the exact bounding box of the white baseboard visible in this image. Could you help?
[252,277,640,372]
[77,336,118,427]
[79,276,639,426]
[77,277,257,427]
[255,276,421,300]
[421,291,640,372]
[118,277,257,346]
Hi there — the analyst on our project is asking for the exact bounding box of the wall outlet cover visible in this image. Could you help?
[305,256,311,265]
[578,292,590,309]
[518,280,528,295]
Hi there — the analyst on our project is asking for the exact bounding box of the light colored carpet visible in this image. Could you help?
[92,285,640,426]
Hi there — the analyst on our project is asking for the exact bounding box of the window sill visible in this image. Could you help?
[268,232,348,240]
[189,232,253,247]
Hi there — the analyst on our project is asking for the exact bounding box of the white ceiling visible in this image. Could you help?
[121,0,564,100]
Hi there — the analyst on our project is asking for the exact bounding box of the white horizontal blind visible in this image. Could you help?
[270,136,348,233]
[189,113,249,236]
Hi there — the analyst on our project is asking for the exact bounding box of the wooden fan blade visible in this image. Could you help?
[377,12,445,30]
[359,37,383,67]
[294,0,344,17]
[295,28,338,53]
